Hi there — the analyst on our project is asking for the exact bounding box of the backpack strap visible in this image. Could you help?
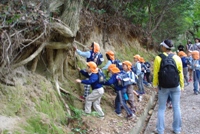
[159,53,176,68]
[159,53,174,59]
[158,53,167,60]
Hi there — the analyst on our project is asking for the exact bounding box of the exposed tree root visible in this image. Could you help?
[12,42,47,69]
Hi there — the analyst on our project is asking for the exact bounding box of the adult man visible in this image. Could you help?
[153,39,184,134]
[188,38,200,52]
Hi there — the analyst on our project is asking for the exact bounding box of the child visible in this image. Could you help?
[144,61,152,84]
[102,51,115,70]
[102,64,134,119]
[133,54,145,94]
[187,52,193,82]
[139,57,151,87]
[191,51,200,95]
[74,42,103,100]
[76,61,104,117]
[102,51,123,70]
[122,61,137,113]
[178,51,189,86]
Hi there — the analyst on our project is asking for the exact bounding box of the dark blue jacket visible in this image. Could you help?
[181,56,188,68]
[86,50,94,62]
[103,73,124,91]
[80,70,102,90]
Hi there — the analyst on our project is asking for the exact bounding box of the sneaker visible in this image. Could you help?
[153,129,158,134]
[79,96,85,100]
[194,92,198,95]
[116,113,123,117]
[167,103,172,108]
[98,116,105,120]
[173,131,181,134]
[127,114,134,120]
[147,83,152,87]
[184,82,189,87]
[138,95,142,102]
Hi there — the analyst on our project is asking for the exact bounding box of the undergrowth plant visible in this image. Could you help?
[0,84,25,116]
[35,81,66,122]
[23,115,64,134]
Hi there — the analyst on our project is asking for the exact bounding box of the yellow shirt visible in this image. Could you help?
[153,52,184,90]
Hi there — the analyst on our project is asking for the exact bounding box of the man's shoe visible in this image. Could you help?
[153,129,158,134]
[173,131,181,134]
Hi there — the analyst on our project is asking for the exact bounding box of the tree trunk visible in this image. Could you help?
[54,49,64,81]
[61,0,83,36]
[46,48,54,74]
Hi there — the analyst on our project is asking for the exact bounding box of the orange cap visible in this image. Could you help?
[191,51,199,60]
[109,66,120,74]
[93,42,100,53]
[86,61,98,73]
[133,54,141,60]
[106,51,115,60]
[139,57,145,63]
[122,61,132,70]
[108,64,117,71]
[178,51,187,57]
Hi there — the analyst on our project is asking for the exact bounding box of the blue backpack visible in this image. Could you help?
[98,69,106,83]
[112,59,123,70]
[94,53,104,66]
[116,71,136,87]
[131,66,136,74]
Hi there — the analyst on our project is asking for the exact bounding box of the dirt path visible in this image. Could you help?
[144,81,200,134]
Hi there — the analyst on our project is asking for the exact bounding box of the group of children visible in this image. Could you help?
[73,42,152,120]
[179,38,200,95]
[166,38,200,108]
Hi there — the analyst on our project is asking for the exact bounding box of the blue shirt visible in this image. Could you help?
[191,60,200,71]
[76,49,91,58]
[80,70,102,90]
[103,73,124,91]
[134,61,142,75]
[102,60,112,70]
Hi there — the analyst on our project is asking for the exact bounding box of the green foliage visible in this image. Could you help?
[115,43,155,62]
[23,115,64,134]
[123,1,148,26]
[68,105,89,134]
[83,0,200,47]
[35,81,66,122]
[71,127,87,134]
[68,105,84,119]
[0,84,25,116]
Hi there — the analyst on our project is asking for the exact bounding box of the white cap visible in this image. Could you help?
[160,41,170,48]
